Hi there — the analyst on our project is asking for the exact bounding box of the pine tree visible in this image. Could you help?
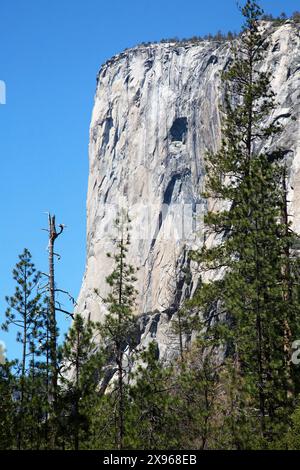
[0,360,16,449]
[127,342,179,450]
[98,211,137,450]
[173,338,221,450]
[284,403,300,449]
[59,314,104,450]
[1,249,42,449]
[190,0,300,445]
[34,298,52,448]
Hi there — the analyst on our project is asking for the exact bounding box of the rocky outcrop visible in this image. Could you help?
[77,21,300,361]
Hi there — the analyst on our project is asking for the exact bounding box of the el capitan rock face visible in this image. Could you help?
[77,21,300,360]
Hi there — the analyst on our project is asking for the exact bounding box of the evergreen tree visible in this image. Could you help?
[173,338,221,450]
[1,249,42,449]
[127,342,179,450]
[190,0,300,445]
[98,211,137,449]
[21,361,51,449]
[284,403,300,449]
[0,360,16,449]
[59,314,104,450]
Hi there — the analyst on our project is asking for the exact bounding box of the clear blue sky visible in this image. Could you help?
[0,0,299,360]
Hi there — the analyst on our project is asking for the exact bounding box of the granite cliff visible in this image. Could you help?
[76,21,300,361]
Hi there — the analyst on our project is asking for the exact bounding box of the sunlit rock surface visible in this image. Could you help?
[77,21,300,360]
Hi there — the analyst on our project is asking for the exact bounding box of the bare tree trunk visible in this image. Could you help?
[45,318,50,448]
[48,214,64,446]
[74,328,80,451]
[117,350,124,450]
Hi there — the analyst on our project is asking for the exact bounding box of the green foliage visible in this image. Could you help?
[127,342,179,449]
[189,0,300,445]
[1,249,46,449]
[292,11,300,23]
[98,211,138,449]
[284,401,300,449]
[0,361,16,449]
[172,341,221,449]
[262,10,300,25]
[2,249,42,344]
[158,30,238,45]
[58,314,104,450]
[99,213,137,351]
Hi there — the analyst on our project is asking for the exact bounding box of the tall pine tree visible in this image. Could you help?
[190,0,300,446]
[59,314,104,450]
[98,211,137,449]
[1,249,42,449]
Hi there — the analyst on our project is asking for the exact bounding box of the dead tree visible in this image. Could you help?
[39,214,77,447]
[48,214,64,408]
